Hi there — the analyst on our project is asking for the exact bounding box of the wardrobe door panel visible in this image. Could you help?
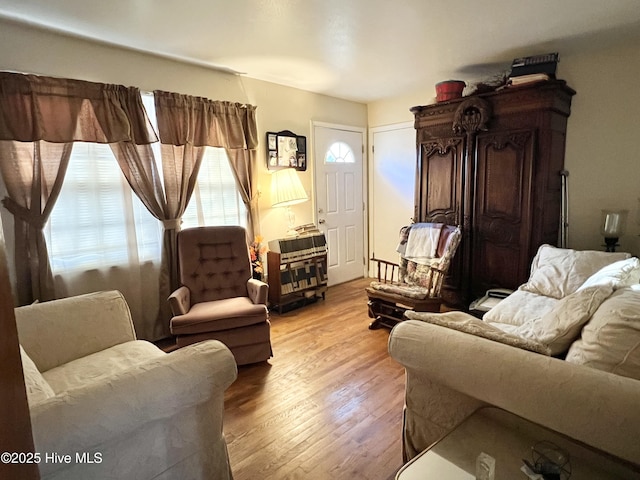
[416,137,465,303]
[472,130,535,295]
[417,138,464,225]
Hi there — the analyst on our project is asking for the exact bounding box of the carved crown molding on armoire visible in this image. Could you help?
[452,97,492,134]
[410,80,576,308]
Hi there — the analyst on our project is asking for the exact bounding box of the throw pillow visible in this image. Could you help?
[515,285,614,356]
[576,257,640,291]
[19,345,55,406]
[483,288,559,328]
[566,287,640,381]
[522,244,630,299]
[405,311,551,355]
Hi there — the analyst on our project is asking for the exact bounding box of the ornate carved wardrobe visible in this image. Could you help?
[410,80,575,307]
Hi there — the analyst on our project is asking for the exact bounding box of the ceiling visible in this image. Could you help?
[2,0,640,103]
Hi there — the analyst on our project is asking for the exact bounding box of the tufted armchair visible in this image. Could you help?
[168,226,272,365]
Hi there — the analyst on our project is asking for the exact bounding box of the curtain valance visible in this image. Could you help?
[0,72,158,144]
[154,91,258,149]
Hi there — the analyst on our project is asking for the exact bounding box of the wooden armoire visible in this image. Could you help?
[410,80,575,308]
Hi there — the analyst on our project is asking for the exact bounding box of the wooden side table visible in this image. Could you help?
[396,407,640,480]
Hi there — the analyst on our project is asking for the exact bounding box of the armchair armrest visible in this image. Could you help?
[247,278,268,305]
[370,257,399,283]
[168,285,191,316]
[31,340,237,477]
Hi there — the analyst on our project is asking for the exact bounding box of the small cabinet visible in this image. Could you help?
[266,233,328,313]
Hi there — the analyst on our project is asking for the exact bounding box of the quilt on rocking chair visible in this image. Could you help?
[367,223,461,328]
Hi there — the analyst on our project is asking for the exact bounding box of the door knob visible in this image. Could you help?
[319,219,326,224]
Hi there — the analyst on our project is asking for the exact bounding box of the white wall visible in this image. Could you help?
[368,39,640,257]
[560,42,640,255]
[0,19,368,291]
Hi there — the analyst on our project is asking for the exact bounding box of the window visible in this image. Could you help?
[45,142,162,272]
[181,147,248,229]
[44,93,248,341]
[324,141,355,163]
[47,94,247,273]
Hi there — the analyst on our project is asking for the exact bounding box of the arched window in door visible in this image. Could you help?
[324,141,355,163]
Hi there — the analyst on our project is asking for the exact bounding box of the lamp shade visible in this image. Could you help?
[270,168,308,207]
[600,209,628,237]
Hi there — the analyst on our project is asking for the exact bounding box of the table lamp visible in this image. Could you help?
[271,168,308,236]
[600,209,628,252]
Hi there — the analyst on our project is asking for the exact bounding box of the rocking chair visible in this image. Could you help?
[366,223,462,330]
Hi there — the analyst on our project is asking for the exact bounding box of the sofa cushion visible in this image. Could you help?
[369,281,429,299]
[512,285,614,356]
[521,244,630,299]
[566,286,640,380]
[20,346,55,406]
[404,311,551,355]
[483,289,559,328]
[42,340,165,393]
[170,297,269,334]
[576,257,640,292]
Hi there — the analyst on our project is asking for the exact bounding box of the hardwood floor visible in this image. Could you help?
[223,277,406,480]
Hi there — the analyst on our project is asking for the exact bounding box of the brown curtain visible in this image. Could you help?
[0,72,157,144]
[0,141,71,304]
[108,87,167,220]
[153,91,259,293]
[107,140,203,338]
[225,103,259,238]
[226,148,259,237]
[0,72,157,304]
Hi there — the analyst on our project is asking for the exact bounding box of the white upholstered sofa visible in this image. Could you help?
[16,290,237,480]
[389,245,640,468]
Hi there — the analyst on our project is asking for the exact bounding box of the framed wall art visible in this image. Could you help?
[266,130,307,171]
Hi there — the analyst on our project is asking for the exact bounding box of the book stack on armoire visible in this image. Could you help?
[508,52,559,87]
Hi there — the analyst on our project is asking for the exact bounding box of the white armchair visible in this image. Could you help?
[16,290,237,480]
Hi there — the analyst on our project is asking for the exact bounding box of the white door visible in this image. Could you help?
[313,123,365,286]
[369,123,415,279]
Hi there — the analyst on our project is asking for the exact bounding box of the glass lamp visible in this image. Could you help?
[600,209,628,252]
[271,168,308,237]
